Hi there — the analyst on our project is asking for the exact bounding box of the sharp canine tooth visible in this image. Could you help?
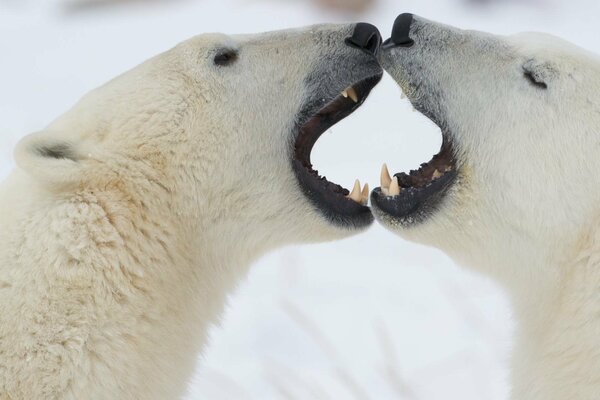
[432,169,442,179]
[388,177,400,196]
[341,89,348,98]
[361,183,369,198]
[348,179,362,203]
[347,87,358,103]
[361,183,369,206]
[380,163,392,189]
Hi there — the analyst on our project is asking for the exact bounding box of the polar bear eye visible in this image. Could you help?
[214,48,238,67]
[523,70,548,89]
[522,62,549,90]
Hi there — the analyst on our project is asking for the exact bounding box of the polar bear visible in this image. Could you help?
[0,24,382,399]
[371,13,600,400]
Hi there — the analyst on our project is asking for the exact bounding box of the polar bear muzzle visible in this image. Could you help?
[292,23,382,229]
[371,14,458,226]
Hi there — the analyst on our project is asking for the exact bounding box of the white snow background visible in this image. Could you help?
[2,0,599,398]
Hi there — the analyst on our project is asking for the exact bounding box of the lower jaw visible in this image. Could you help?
[293,161,374,229]
[371,169,457,225]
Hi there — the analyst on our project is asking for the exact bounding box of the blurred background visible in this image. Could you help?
[1,0,599,398]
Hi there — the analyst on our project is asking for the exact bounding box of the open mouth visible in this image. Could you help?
[292,73,382,228]
[371,108,458,224]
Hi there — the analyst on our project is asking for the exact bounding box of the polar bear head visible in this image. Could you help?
[13,24,382,257]
[372,14,600,283]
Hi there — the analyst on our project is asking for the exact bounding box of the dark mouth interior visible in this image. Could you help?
[292,74,381,226]
[395,135,455,190]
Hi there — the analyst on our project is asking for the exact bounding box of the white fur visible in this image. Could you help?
[0,25,371,399]
[377,17,600,400]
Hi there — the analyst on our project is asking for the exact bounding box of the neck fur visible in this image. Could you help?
[0,170,257,399]
[510,225,600,400]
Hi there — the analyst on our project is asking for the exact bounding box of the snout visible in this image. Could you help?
[379,13,466,56]
[346,23,382,56]
[378,13,443,69]
[382,13,415,48]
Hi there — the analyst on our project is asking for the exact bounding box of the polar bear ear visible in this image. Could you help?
[14,131,85,186]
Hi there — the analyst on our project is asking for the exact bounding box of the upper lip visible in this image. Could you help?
[292,71,382,227]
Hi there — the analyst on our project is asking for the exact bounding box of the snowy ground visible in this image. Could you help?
[2,0,599,398]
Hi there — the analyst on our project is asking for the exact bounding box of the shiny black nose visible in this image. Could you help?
[346,23,382,55]
[384,13,414,48]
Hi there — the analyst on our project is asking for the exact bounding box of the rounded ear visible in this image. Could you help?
[14,131,85,186]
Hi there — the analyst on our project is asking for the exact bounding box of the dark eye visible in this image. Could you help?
[214,49,238,66]
[523,69,548,89]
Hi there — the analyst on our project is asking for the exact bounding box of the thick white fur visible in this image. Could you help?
[377,17,600,400]
[0,25,370,399]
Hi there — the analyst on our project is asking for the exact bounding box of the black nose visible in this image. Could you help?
[346,23,382,55]
[384,13,414,48]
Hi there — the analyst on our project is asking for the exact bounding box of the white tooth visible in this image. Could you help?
[361,183,369,206]
[347,87,359,103]
[341,89,348,98]
[388,177,400,196]
[380,163,392,189]
[432,169,443,179]
[348,179,362,203]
